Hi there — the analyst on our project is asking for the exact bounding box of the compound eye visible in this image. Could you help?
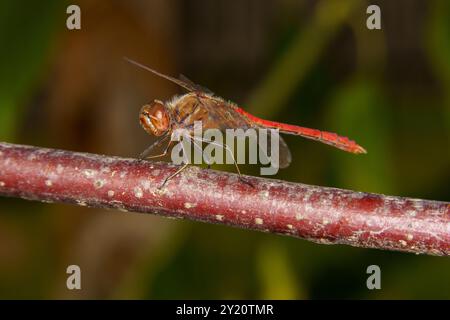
[154,108,164,120]
[139,101,169,136]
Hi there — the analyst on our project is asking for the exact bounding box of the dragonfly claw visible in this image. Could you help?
[239,176,255,188]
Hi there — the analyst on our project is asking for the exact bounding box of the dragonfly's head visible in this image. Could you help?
[139,100,171,136]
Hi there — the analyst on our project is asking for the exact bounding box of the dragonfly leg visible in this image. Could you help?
[159,135,191,189]
[138,134,170,160]
[145,140,173,160]
[217,142,255,188]
[192,137,255,188]
[189,136,213,168]
[158,163,189,189]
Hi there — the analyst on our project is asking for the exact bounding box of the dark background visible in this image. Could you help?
[0,0,449,299]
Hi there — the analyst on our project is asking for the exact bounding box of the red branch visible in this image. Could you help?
[0,142,448,256]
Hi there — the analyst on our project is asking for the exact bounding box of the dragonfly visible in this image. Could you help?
[125,57,366,188]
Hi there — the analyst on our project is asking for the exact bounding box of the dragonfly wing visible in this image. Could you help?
[192,98,292,169]
[125,57,200,92]
[179,96,291,168]
[179,74,214,95]
[254,127,292,169]
[223,126,291,169]
[277,134,292,168]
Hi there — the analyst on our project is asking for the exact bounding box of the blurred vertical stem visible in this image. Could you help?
[427,0,450,146]
[257,240,305,299]
[326,10,393,193]
[246,0,362,118]
[326,81,394,193]
[0,1,64,141]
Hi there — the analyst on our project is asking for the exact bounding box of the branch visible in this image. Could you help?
[0,142,448,256]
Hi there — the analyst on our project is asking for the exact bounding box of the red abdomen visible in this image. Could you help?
[234,107,367,154]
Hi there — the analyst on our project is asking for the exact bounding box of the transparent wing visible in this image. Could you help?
[188,98,292,169]
[216,128,291,169]
[252,128,292,169]
[124,57,198,92]
[179,74,214,95]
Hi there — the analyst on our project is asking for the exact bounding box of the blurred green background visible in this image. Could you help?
[0,0,449,299]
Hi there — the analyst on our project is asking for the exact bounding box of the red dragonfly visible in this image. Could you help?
[125,58,366,187]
